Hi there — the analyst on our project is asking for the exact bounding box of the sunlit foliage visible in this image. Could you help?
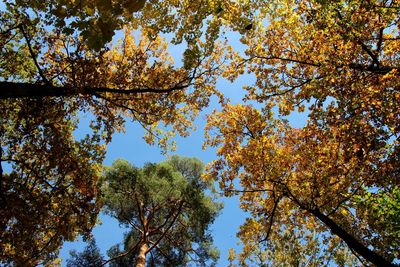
[205,0,399,266]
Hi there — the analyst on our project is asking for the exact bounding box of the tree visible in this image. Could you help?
[102,156,221,267]
[66,239,104,267]
[0,0,263,263]
[205,103,398,266]
[204,0,399,266]
[0,0,228,264]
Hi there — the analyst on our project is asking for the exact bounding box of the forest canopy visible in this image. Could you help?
[1,0,226,264]
[0,0,399,266]
[204,0,399,266]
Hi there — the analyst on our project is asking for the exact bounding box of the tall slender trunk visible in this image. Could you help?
[311,209,396,267]
[135,242,148,267]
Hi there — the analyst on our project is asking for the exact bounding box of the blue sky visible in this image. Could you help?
[58,28,255,266]
[60,142,246,266]
[59,77,307,266]
[59,72,252,266]
[0,20,307,263]
[58,26,310,264]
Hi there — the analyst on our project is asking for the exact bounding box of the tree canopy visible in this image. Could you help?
[204,0,399,266]
[101,156,221,267]
[0,0,227,264]
[0,0,399,266]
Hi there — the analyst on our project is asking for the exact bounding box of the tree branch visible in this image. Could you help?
[265,76,323,98]
[146,200,184,254]
[134,193,146,233]
[279,181,397,266]
[0,23,22,35]
[0,81,189,99]
[18,25,50,84]
[357,40,380,67]
[376,28,384,53]
[224,188,274,194]
[148,201,180,235]
[347,63,397,74]
[254,55,321,67]
[151,242,175,264]
[99,239,141,267]
[260,196,281,243]
[311,208,397,267]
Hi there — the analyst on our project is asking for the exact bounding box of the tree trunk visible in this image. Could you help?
[311,208,396,267]
[135,242,148,267]
[0,81,186,99]
[0,82,74,99]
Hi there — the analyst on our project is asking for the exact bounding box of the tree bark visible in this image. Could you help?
[311,208,396,267]
[135,242,148,267]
